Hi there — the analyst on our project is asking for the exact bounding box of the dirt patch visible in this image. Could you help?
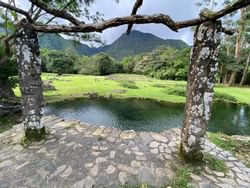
[111,89,127,94]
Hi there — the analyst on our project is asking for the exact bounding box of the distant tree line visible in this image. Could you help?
[40,45,250,85]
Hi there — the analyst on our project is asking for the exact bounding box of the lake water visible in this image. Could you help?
[44,98,250,136]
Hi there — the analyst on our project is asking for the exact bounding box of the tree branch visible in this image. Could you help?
[127,0,143,34]
[29,0,84,26]
[0,1,32,22]
[32,0,250,34]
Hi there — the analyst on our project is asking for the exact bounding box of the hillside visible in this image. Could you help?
[104,31,188,59]
[0,28,189,59]
[39,30,189,59]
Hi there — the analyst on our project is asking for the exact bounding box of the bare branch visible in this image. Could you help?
[0,34,15,65]
[32,0,250,34]
[29,0,84,26]
[127,0,143,34]
[44,0,75,25]
[0,1,32,22]
[32,14,178,33]
[221,27,235,35]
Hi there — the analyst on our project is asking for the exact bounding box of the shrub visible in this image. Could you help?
[214,92,237,102]
[120,80,138,89]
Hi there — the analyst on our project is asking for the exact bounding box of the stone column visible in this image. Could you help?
[180,21,221,161]
[15,19,45,140]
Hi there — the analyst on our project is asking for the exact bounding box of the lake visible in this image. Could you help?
[44,98,250,136]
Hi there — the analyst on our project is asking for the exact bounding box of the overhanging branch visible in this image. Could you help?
[29,0,84,26]
[31,0,250,34]
[127,0,143,34]
[0,1,32,22]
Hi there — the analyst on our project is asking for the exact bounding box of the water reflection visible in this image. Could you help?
[44,98,250,135]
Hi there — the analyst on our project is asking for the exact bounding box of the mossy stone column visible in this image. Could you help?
[15,19,45,140]
[181,21,221,161]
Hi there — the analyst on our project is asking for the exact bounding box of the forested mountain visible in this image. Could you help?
[39,30,189,59]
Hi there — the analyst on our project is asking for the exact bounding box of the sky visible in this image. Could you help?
[88,0,200,45]
[5,0,228,45]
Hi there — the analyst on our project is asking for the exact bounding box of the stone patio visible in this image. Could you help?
[0,116,249,188]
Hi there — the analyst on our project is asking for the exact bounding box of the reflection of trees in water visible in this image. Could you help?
[45,99,250,135]
[210,103,250,135]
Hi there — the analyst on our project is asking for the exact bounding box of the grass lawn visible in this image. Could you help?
[14,73,250,104]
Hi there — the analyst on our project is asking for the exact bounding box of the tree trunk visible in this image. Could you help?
[223,70,228,85]
[180,21,221,161]
[240,54,250,86]
[228,9,244,86]
[15,19,45,140]
[0,77,16,100]
[223,46,231,85]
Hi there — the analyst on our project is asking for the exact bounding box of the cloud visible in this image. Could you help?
[5,0,228,45]
[88,0,200,45]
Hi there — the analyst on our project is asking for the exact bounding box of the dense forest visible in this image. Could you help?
[40,43,250,85]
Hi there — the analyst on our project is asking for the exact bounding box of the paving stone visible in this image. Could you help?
[191,174,202,181]
[117,164,139,176]
[204,174,218,182]
[151,133,168,143]
[217,178,237,186]
[213,171,225,177]
[1,117,250,188]
[159,146,164,153]
[61,166,73,178]
[124,148,131,155]
[136,155,147,161]
[149,141,160,148]
[89,165,98,177]
[131,146,140,151]
[131,161,141,168]
[0,160,13,168]
[71,179,85,188]
[236,173,249,182]
[232,166,242,173]
[96,157,107,163]
[150,148,159,154]
[49,165,67,179]
[120,130,136,140]
[138,167,155,185]
[110,151,116,159]
[199,182,218,188]
[133,151,144,156]
[236,178,249,187]
[107,136,116,142]
[84,176,94,188]
[119,172,127,185]
[106,165,116,174]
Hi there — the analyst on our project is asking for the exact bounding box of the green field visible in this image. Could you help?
[14,73,250,105]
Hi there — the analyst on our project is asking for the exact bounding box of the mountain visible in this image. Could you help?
[103,30,188,59]
[0,28,189,59]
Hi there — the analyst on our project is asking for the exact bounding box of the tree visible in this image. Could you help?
[0,6,18,101]
[94,53,114,75]
[0,0,249,161]
[0,41,17,100]
[42,49,77,75]
[228,5,250,85]
[180,21,221,161]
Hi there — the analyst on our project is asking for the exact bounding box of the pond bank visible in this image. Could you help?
[14,73,250,105]
[0,116,249,187]
[44,98,250,136]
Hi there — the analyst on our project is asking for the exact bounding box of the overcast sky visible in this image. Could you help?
[9,0,228,45]
[88,0,200,45]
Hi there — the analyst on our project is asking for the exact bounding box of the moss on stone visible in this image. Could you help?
[203,154,228,173]
[208,132,250,168]
[25,126,46,141]
[170,167,191,188]
[179,143,203,163]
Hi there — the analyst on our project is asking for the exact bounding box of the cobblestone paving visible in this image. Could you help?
[0,116,249,188]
